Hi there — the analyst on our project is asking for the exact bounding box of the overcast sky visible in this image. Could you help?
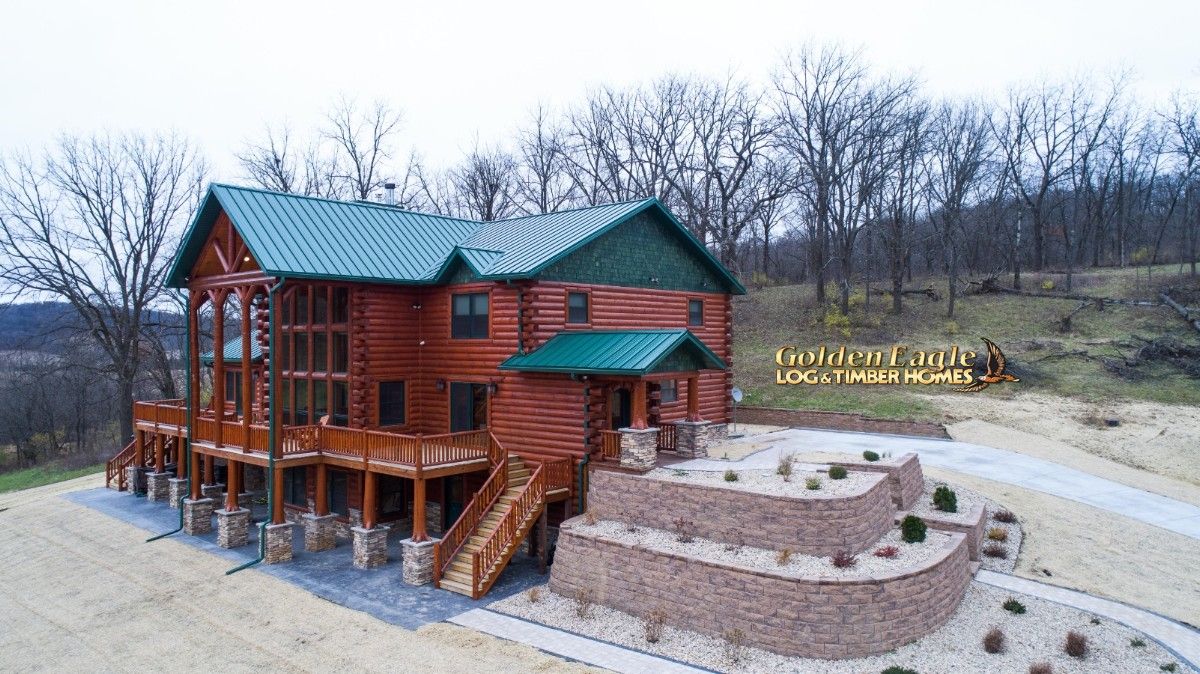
[3,0,1198,180]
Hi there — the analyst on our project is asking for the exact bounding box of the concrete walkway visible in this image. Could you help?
[674,427,1200,540]
[977,570,1200,670]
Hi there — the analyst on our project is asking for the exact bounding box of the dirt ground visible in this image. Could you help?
[0,475,599,674]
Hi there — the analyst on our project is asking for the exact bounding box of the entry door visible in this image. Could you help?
[610,388,631,429]
[450,382,488,432]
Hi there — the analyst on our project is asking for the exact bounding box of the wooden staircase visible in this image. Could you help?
[435,454,548,599]
[105,439,139,491]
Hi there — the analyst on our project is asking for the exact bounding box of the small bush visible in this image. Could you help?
[932,485,958,513]
[643,608,667,643]
[862,450,880,462]
[583,510,598,526]
[993,509,1018,523]
[1002,598,1026,614]
[724,469,739,482]
[723,627,747,663]
[873,545,899,558]
[626,523,639,533]
[829,465,848,480]
[831,550,858,568]
[777,452,795,480]
[1161,663,1178,672]
[526,586,542,603]
[901,515,927,543]
[776,548,793,565]
[944,320,960,336]
[983,543,1008,559]
[1090,617,1101,625]
[1029,663,1053,674]
[574,588,594,619]
[1042,278,1056,291]
[1130,638,1146,648]
[983,626,1005,654]
[805,477,822,490]
[672,516,695,543]
[1064,630,1088,658]
[987,527,1009,542]
[881,668,919,674]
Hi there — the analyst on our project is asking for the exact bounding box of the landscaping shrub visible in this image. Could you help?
[643,608,667,644]
[574,588,594,619]
[1161,663,1178,672]
[983,543,1008,558]
[901,515,927,543]
[873,545,899,558]
[881,668,919,674]
[1002,598,1026,614]
[723,627,747,663]
[1130,638,1146,648]
[987,527,1009,542]
[944,320,960,335]
[526,586,542,603]
[932,485,958,513]
[724,469,739,482]
[994,509,1018,523]
[777,453,795,480]
[862,450,880,462]
[805,477,822,490]
[776,548,793,565]
[829,465,848,480]
[1028,663,1053,674]
[1042,278,1056,291]
[831,550,858,568]
[1090,617,1101,625]
[1064,630,1088,658]
[983,626,1005,654]
[672,517,695,543]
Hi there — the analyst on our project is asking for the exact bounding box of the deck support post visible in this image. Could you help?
[154,433,165,474]
[188,291,204,502]
[411,477,428,543]
[212,289,226,448]
[362,470,377,530]
[685,376,702,422]
[537,506,548,574]
[630,380,649,430]
[225,459,240,511]
[315,464,329,515]
[271,460,285,525]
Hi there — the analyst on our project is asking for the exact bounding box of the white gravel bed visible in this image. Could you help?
[911,477,1025,573]
[493,581,1185,674]
[575,519,950,578]
[646,465,878,499]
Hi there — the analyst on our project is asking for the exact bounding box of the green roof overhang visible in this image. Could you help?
[498,328,727,376]
[200,332,263,365]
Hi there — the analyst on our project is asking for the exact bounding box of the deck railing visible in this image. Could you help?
[598,430,621,460]
[656,423,677,451]
[133,399,187,430]
[471,463,547,599]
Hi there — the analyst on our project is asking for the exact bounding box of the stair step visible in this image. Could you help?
[443,568,473,584]
[439,577,474,596]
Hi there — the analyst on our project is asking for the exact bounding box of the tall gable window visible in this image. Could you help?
[688,299,704,326]
[452,292,489,339]
[567,291,589,324]
[282,284,350,427]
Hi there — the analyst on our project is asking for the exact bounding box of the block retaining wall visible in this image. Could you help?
[907,504,987,562]
[586,469,895,556]
[550,520,972,659]
[828,453,924,511]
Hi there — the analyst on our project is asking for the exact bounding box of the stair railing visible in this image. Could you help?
[433,435,509,586]
[105,439,138,490]
[470,463,546,599]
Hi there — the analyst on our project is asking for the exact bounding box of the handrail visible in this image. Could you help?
[434,455,508,583]
[471,463,546,598]
[105,439,138,490]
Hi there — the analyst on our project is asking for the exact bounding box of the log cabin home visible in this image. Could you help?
[108,183,744,598]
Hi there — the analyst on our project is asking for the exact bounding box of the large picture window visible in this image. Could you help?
[451,292,489,339]
[379,381,406,426]
[282,284,350,427]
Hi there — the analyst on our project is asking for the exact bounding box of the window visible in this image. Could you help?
[313,289,328,325]
[280,332,291,371]
[567,292,589,324]
[284,468,306,506]
[688,299,704,326]
[313,381,328,422]
[450,382,488,432]
[660,380,678,403]
[379,381,406,426]
[294,287,309,324]
[331,381,348,426]
[224,371,247,416]
[313,332,328,372]
[294,379,309,425]
[451,292,489,339]
[294,333,309,371]
[332,332,348,374]
[327,470,348,516]
[331,287,349,324]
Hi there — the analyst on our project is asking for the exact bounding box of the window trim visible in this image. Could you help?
[376,380,409,429]
[450,289,492,340]
[660,379,678,403]
[687,297,705,326]
[565,288,592,327]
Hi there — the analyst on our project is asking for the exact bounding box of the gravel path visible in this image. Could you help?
[494,581,1187,673]
[576,519,949,577]
[646,465,877,499]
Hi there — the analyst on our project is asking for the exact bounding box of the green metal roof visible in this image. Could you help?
[201,332,262,365]
[498,329,727,376]
[167,183,744,294]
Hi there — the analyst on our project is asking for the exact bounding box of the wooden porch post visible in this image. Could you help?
[212,289,226,448]
[362,470,377,529]
[686,376,703,422]
[240,288,253,450]
[315,464,329,516]
[631,380,649,430]
[225,459,240,511]
[411,477,428,542]
[177,435,187,479]
[154,433,165,474]
[204,455,214,486]
[188,291,204,500]
[272,463,285,524]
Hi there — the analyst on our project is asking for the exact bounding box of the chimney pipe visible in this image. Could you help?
[384,182,396,206]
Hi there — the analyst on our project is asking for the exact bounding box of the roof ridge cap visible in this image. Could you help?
[211,182,483,224]
[489,197,654,224]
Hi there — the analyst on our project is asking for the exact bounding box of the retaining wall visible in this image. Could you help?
[829,453,924,511]
[911,504,987,562]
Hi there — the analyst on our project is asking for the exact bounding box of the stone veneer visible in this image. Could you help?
[618,427,658,470]
[264,523,293,564]
[830,453,924,511]
[673,421,710,458]
[401,537,438,585]
[303,513,337,552]
[550,520,972,659]
[351,525,389,568]
[215,508,250,548]
[587,468,894,556]
[201,483,225,502]
[912,504,987,562]
[166,478,188,509]
[182,498,213,535]
[145,472,172,502]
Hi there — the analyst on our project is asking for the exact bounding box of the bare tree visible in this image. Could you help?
[236,123,344,198]
[448,142,519,221]
[323,97,403,200]
[513,104,577,214]
[1166,93,1200,276]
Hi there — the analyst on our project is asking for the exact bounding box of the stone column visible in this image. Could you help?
[401,537,438,585]
[264,523,294,564]
[303,513,337,552]
[145,472,172,502]
[215,507,251,548]
[674,420,712,458]
[618,427,658,471]
[182,498,214,535]
[167,478,189,509]
[351,525,390,569]
[201,482,225,502]
[126,465,148,494]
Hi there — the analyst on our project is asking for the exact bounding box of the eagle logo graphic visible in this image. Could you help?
[955,338,1020,393]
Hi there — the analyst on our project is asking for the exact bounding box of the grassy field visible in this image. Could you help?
[734,264,1200,421]
[0,462,105,494]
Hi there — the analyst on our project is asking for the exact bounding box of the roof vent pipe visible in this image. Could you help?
[384,182,396,206]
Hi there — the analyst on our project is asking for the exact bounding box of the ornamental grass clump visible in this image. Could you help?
[932,485,958,513]
[873,545,899,558]
[862,450,880,462]
[983,626,1006,654]
[1028,663,1053,674]
[776,548,793,565]
[901,515,927,543]
[828,465,848,480]
[805,477,822,490]
[831,550,858,568]
[723,628,747,663]
[724,468,739,482]
[574,588,594,619]
[1064,630,1088,658]
[983,543,1008,559]
[672,517,695,544]
[993,509,1018,523]
[881,668,919,674]
[1002,597,1026,614]
[987,527,1009,542]
[643,608,667,644]
[526,586,542,603]
[777,452,795,481]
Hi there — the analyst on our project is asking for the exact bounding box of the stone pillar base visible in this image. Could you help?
[145,472,172,502]
[264,523,294,564]
[401,537,439,585]
[618,427,659,471]
[182,498,214,535]
[351,525,390,569]
[201,483,225,502]
[126,466,149,494]
[216,508,251,548]
[674,420,712,458]
[303,513,337,552]
[167,478,189,509]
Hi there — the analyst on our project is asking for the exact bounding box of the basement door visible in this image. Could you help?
[449,382,488,432]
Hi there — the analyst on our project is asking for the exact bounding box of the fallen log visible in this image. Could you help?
[869,286,941,301]
[1160,291,1200,334]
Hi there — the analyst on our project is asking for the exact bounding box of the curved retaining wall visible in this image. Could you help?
[550,521,972,659]
[587,468,895,556]
[829,452,924,510]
